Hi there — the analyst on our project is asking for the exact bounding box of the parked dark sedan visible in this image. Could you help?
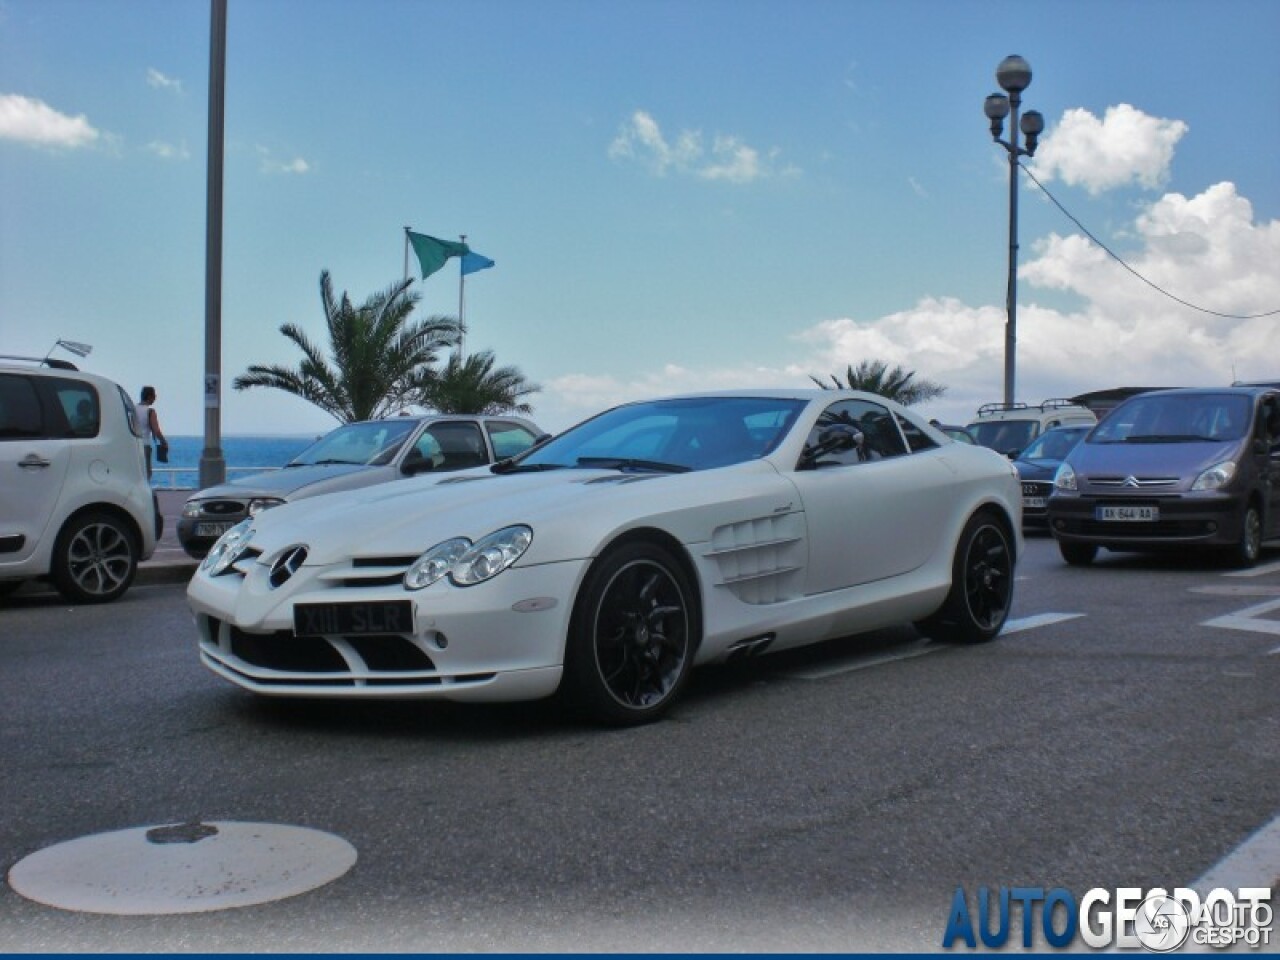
[1013,425,1090,529]
[178,414,545,558]
[1047,387,1280,566]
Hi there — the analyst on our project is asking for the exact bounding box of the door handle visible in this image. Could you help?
[18,454,51,469]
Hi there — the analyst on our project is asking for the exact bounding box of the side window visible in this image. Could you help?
[0,374,45,439]
[427,422,488,470]
[53,380,100,438]
[895,412,937,453]
[803,399,908,467]
[486,421,540,460]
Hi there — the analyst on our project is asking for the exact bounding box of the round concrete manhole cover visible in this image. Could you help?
[7,820,357,915]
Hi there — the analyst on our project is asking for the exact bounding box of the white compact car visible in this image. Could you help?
[0,359,158,603]
[189,390,1022,725]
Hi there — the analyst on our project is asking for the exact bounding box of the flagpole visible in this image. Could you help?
[458,234,467,355]
[403,226,411,284]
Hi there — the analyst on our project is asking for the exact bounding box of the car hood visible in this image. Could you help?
[1014,458,1062,482]
[190,463,376,500]
[1068,439,1241,484]
[236,461,790,567]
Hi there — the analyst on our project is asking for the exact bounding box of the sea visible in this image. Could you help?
[151,435,317,490]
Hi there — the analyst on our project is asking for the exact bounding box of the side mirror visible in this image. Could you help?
[401,453,434,476]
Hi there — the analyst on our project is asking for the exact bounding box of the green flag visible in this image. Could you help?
[407,231,470,280]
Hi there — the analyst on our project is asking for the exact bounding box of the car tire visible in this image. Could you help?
[51,511,139,604]
[1059,542,1098,566]
[919,511,1013,644]
[562,541,697,726]
[0,580,24,601]
[1227,503,1263,569]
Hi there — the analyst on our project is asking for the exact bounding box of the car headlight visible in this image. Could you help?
[1054,462,1078,491]
[1191,460,1236,491]
[248,497,285,516]
[181,501,202,519]
[404,537,472,590]
[201,519,255,576]
[404,526,533,591]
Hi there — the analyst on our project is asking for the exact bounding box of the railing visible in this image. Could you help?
[150,466,281,491]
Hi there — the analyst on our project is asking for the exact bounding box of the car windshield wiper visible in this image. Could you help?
[1125,434,1216,443]
[490,460,566,474]
[295,458,361,465]
[575,457,691,474]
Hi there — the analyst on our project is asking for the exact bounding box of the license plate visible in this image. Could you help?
[1097,505,1158,522]
[1023,496,1047,509]
[293,600,414,636]
[196,521,237,537]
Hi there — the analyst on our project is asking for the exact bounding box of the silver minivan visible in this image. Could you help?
[1047,387,1280,566]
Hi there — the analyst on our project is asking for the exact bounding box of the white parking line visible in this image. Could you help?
[1192,811,1280,894]
[1000,612,1085,635]
[785,641,941,680]
[1224,557,1280,578]
[1202,597,1280,638]
[785,613,1086,681]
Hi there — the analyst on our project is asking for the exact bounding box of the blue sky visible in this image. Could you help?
[2,0,1278,437]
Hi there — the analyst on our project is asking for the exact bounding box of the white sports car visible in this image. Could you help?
[189,390,1022,725]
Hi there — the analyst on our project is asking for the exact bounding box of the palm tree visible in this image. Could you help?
[415,349,540,416]
[234,271,462,423]
[811,360,946,406]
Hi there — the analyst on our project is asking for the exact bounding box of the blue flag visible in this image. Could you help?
[460,251,495,276]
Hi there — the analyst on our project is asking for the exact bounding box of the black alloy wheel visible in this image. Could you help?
[563,542,696,726]
[919,511,1014,644]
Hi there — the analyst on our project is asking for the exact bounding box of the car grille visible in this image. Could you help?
[198,498,248,517]
[198,613,496,689]
[1086,476,1179,490]
[1022,481,1051,497]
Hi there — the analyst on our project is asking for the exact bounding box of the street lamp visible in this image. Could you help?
[984,54,1044,406]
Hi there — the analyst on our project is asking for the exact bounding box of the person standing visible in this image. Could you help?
[136,385,167,479]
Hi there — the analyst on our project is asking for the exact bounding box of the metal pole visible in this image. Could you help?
[199,0,227,489]
[458,234,466,354]
[1003,90,1021,408]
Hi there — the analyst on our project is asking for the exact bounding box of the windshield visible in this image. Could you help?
[289,419,419,466]
[967,419,1038,454]
[1090,393,1251,444]
[1019,426,1089,461]
[510,396,807,473]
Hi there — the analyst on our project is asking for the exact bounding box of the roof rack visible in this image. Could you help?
[976,402,1029,416]
[1039,398,1079,410]
[0,354,80,370]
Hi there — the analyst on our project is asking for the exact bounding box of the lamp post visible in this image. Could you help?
[983,54,1044,407]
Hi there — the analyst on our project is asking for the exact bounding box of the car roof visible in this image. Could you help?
[1126,386,1276,400]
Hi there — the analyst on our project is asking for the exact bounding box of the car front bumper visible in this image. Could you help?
[188,556,590,702]
[1046,492,1247,549]
[177,499,252,556]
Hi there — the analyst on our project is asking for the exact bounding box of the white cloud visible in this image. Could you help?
[539,180,1279,430]
[146,68,182,94]
[0,93,100,148]
[608,110,794,183]
[1030,104,1187,195]
[256,147,311,175]
[147,139,190,161]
